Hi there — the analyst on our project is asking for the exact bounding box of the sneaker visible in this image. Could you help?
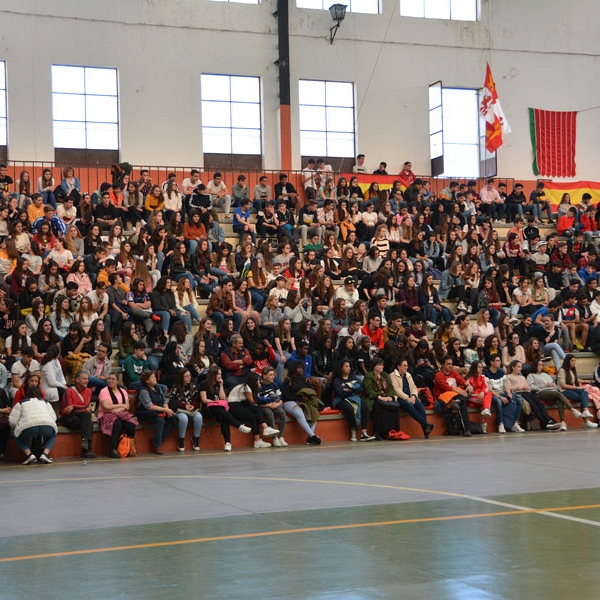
[178,438,185,452]
[581,409,593,418]
[238,424,252,434]
[350,429,357,442]
[22,454,37,465]
[278,437,288,447]
[427,321,436,331]
[109,450,121,459]
[571,408,582,419]
[254,439,272,449]
[560,421,568,431]
[360,431,376,442]
[306,435,321,446]
[457,302,467,312]
[481,408,492,417]
[192,437,200,451]
[481,422,488,433]
[511,423,525,433]
[463,429,472,437]
[584,420,599,429]
[575,342,585,351]
[38,453,53,464]
[423,423,434,439]
[510,317,519,326]
[272,437,282,447]
[82,451,97,459]
[224,442,232,452]
[262,426,280,437]
[498,423,506,434]
[546,421,561,430]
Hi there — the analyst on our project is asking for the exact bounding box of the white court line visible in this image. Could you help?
[470,496,600,528]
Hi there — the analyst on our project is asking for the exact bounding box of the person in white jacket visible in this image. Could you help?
[9,386,57,464]
[40,345,67,409]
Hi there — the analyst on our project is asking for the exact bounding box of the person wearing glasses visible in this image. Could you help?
[81,342,112,390]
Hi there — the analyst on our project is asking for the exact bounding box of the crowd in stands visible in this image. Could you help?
[1,157,600,464]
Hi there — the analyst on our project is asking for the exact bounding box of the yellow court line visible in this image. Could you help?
[1,502,600,564]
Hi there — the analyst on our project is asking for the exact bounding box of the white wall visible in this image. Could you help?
[0,0,599,179]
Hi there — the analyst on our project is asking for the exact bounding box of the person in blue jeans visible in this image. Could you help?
[81,343,112,390]
[9,386,57,464]
[135,371,178,454]
[389,359,434,438]
[233,199,256,244]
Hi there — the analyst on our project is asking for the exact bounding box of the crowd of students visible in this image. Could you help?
[1,161,600,463]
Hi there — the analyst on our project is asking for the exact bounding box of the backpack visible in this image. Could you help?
[117,434,131,458]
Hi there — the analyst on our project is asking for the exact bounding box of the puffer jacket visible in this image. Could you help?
[9,397,57,438]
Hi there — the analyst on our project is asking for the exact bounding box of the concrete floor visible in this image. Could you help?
[1,430,600,599]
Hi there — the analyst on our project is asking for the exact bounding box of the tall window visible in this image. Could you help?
[51,65,118,150]
[297,0,380,14]
[299,80,355,158]
[0,61,6,147]
[201,74,262,155]
[429,86,493,178]
[400,0,479,20]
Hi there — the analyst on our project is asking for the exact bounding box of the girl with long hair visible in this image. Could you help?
[170,368,203,451]
[174,277,201,331]
[76,297,98,333]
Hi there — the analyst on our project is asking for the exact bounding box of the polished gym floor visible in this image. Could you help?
[1,430,599,599]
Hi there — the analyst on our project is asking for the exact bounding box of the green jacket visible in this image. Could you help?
[362,371,393,410]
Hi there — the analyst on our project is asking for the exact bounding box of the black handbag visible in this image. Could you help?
[375,398,400,411]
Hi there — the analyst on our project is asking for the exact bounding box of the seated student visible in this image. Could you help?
[232,198,256,243]
[40,344,67,411]
[135,370,178,454]
[98,372,138,458]
[433,355,475,437]
[9,385,57,464]
[199,366,253,453]
[228,372,280,449]
[361,357,401,440]
[257,367,287,447]
[158,341,185,389]
[281,360,321,445]
[332,359,374,442]
[10,347,41,399]
[389,359,434,438]
[81,342,112,391]
[60,371,96,459]
[169,369,203,452]
[123,341,150,391]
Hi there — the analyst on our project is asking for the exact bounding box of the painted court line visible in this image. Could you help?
[1,503,600,564]
[470,496,600,528]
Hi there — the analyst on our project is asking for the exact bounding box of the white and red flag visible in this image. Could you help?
[480,63,511,153]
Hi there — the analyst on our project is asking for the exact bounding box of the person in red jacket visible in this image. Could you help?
[557,207,577,236]
[360,314,384,353]
[220,334,253,392]
[434,355,474,436]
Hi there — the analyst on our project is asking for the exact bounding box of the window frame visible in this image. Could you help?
[296,0,381,15]
[0,60,7,149]
[200,73,263,157]
[298,78,356,159]
[51,64,119,151]
[400,0,480,21]
[429,84,496,179]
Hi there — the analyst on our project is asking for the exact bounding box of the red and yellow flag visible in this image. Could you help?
[544,180,600,205]
[480,64,511,153]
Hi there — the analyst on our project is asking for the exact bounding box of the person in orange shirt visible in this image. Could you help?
[27,193,45,224]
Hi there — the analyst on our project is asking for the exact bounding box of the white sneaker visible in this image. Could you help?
[560,421,567,431]
[272,437,281,447]
[511,423,525,433]
[498,423,506,434]
[584,420,599,429]
[350,429,357,442]
[238,424,252,434]
[262,426,280,437]
[254,439,272,449]
[22,454,37,465]
[278,437,288,447]
[481,408,492,417]
[38,453,53,464]
[224,442,232,452]
[510,317,519,326]
[571,408,582,419]
[427,321,436,330]
[457,302,467,312]
[581,409,593,418]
